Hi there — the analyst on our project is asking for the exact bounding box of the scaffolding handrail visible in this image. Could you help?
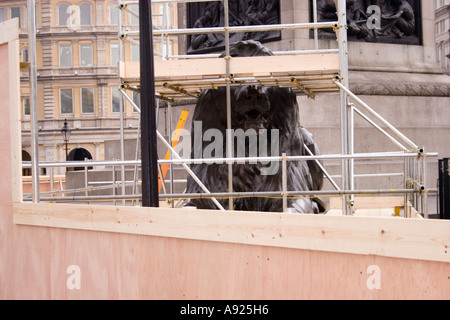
[334,80,420,151]
[22,151,438,168]
[30,188,436,204]
[121,21,339,37]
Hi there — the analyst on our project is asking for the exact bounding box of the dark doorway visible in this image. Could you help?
[22,150,32,176]
[68,148,93,171]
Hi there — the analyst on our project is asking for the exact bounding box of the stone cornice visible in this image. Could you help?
[350,82,450,97]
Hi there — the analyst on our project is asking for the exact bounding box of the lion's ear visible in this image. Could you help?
[192,87,229,131]
[266,87,299,116]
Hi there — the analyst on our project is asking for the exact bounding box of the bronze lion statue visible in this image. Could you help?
[183,40,326,213]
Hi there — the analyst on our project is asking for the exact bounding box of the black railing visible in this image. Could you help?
[438,158,450,220]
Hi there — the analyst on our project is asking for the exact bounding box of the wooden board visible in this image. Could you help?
[13,202,450,263]
[5,206,450,299]
[0,19,21,204]
[120,53,340,99]
[119,53,340,80]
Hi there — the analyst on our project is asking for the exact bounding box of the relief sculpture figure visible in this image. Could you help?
[377,0,415,38]
[316,0,419,44]
[188,0,281,53]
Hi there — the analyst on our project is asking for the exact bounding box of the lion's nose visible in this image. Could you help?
[245,88,262,102]
[245,87,264,103]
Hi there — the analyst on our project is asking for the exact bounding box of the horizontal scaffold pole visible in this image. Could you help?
[121,21,339,37]
[22,151,439,169]
[34,188,434,204]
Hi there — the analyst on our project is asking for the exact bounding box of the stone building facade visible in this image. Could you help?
[2,0,177,174]
[436,0,450,74]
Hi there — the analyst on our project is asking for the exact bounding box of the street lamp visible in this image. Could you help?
[61,119,71,162]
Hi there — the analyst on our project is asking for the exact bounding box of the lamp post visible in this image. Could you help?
[61,119,71,163]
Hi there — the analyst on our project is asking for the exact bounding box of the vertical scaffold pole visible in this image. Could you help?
[224,0,233,210]
[313,0,319,50]
[140,1,159,207]
[337,0,353,215]
[117,0,125,205]
[119,86,125,206]
[28,0,40,203]
[282,153,287,212]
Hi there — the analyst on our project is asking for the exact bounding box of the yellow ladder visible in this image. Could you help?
[158,109,189,193]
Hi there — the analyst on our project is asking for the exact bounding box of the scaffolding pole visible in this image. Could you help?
[337,0,353,215]
[224,0,233,210]
[28,0,40,203]
[23,151,438,169]
[139,0,159,207]
[35,188,425,204]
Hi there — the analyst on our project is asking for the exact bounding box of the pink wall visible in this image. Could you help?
[22,176,66,198]
[1,216,449,299]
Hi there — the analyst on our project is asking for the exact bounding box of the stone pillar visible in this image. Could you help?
[96,0,106,26]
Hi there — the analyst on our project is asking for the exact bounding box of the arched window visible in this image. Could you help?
[58,2,92,27]
[109,2,119,25]
[128,3,139,26]
[58,3,70,26]
[79,2,92,26]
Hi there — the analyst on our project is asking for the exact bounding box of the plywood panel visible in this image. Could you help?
[13,202,450,263]
[2,211,450,300]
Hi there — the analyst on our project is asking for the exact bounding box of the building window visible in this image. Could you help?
[132,92,140,113]
[110,43,119,66]
[0,9,5,23]
[81,88,95,114]
[111,88,121,113]
[23,98,30,116]
[153,4,173,28]
[58,3,71,26]
[131,44,140,62]
[128,4,139,26]
[109,3,119,25]
[60,88,73,114]
[59,44,72,67]
[80,43,93,67]
[21,48,29,63]
[79,3,92,26]
[11,7,21,28]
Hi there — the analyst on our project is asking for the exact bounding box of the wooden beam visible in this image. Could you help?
[119,53,340,80]
[0,19,22,204]
[13,202,450,263]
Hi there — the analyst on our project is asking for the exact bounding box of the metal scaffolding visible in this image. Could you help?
[25,0,438,217]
